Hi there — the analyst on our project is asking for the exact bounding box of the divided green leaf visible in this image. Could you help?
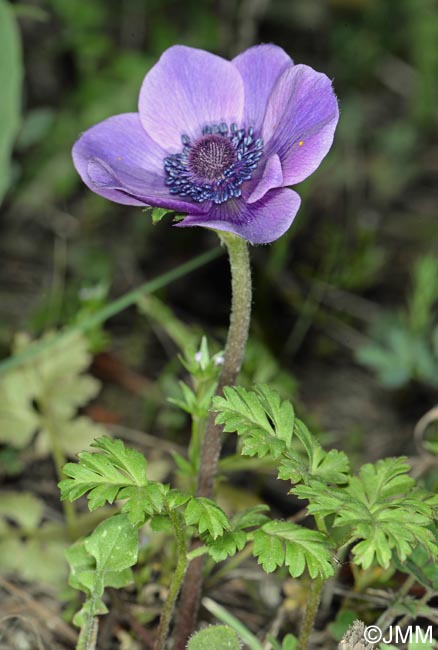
[394,525,438,590]
[204,505,270,561]
[252,520,333,579]
[206,530,247,562]
[59,436,166,525]
[213,385,349,485]
[184,497,231,539]
[293,457,438,569]
[213,385,294,459]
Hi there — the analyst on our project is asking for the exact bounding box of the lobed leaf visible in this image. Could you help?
[206,531,247,562]
[213,385,349,486]
[213,385,294,459]
[292,457,438,570]
[184,497,231,539]
[253,520,333,580]
[67,514,137,629]
[59,436,166,525]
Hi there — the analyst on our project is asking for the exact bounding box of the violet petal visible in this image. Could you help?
[247,153,284,204]
[72,113,207,213]
[139,45,244,151]
[262,64,339,185]
[175,188,301,244]
[233,44,292,132]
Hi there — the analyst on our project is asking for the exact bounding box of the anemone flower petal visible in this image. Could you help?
[86,157,208,213]
[176,188,301,245]
[247,154,284,204]
[262,64,339,185]
[233,44,292,132]
[139,46,244,151]
[72,113,207,213]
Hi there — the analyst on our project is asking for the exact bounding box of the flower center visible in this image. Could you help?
[163,123,263,205]
[188,134,236,181]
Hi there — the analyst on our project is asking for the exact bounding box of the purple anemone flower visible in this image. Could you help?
[72,44,339,244]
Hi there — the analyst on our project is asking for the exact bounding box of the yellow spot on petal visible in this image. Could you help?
[299,141,304,147]
[117,156,123,160]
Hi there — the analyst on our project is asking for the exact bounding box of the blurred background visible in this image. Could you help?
[0,0,437,647]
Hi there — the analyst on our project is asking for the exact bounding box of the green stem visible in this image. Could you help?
[155,507,188,650]
[197,232,252,498]
[77,608,99,650]
[43,410,78,537]
[173,232,252,649]
[186,545,208,562]
[297,576,325,650]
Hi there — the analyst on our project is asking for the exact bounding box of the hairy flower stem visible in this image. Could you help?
[297,576,325,650]
[197,232,252,497]
[155,508,188,650]
[173,233,252,649]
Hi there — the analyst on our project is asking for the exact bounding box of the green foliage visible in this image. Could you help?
[60,436,167,525]
[204,505,270,562]
[205,530,247,562]
[0,491,67,587]
[0,0,22,204]
[169,338,223,426]
[0,332,105,455]
[71,282,111,353]
[167,336,224,479]
[253,520,333,579]
[357,255,438,388]
[0,491,44,532]
[394,526,438,590]
[3,0,436,646]
[213,385,438,577]
[184,497,230,539]
[169,377,217,421]
[66,514,137,632]
[293,457,438,569]
[278,420,350,485]
[187,625,241,650]
[214,385,295,459]
[213,385,350,485]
